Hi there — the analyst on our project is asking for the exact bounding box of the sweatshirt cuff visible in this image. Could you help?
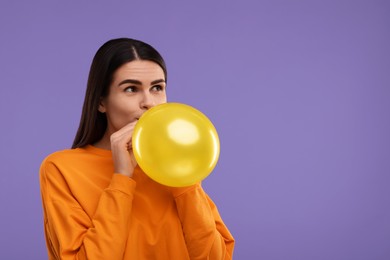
[171,183,201,198]
[108,174,136,195]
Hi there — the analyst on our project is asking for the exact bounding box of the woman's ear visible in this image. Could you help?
[98,98,106,113]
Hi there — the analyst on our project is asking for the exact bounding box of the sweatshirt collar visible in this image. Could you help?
[82,144,112,157]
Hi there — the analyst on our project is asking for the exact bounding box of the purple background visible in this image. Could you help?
[1,1,389,259]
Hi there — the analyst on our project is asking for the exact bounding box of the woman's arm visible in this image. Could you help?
[172,184,235,260]
[40,159,135,260]
[40,121,138,259]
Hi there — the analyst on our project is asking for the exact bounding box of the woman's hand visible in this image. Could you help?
[110,121,138,177]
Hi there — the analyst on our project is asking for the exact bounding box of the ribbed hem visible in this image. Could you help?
[109,174,137,195]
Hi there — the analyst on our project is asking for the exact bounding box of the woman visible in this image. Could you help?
[40,38,235,259]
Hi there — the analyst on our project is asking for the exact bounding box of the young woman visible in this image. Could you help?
[40,38,235,259]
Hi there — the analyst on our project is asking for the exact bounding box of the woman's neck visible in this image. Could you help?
[93,131,111,150]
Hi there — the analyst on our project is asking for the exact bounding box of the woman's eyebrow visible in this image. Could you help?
[151,79,166,85]
[118,79,142,86]
[118,79,165,87]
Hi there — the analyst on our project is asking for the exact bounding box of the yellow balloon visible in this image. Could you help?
[132,103,220,187]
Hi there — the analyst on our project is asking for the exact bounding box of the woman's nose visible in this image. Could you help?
[140,92,155,110]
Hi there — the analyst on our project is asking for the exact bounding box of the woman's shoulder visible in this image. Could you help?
[41,145,111,168]
[43,148,86,163]
[40,147,100,178]
[41,148,98,173]
[40,149,79,179]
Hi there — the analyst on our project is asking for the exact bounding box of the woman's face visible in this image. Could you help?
[99,60,167,134]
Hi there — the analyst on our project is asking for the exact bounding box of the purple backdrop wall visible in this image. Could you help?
[0,1,389,259]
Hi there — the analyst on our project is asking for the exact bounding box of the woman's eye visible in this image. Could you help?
[124,86,137,93]
[152,85,164,91]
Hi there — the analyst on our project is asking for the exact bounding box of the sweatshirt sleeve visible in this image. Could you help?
[40,158,135,260]
[172,184,235,260]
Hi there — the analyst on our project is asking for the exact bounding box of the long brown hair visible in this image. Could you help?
[72,38,167,148]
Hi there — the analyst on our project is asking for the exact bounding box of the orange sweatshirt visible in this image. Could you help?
[40,145,234,259]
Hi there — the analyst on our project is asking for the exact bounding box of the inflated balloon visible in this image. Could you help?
[132,103,220,187]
